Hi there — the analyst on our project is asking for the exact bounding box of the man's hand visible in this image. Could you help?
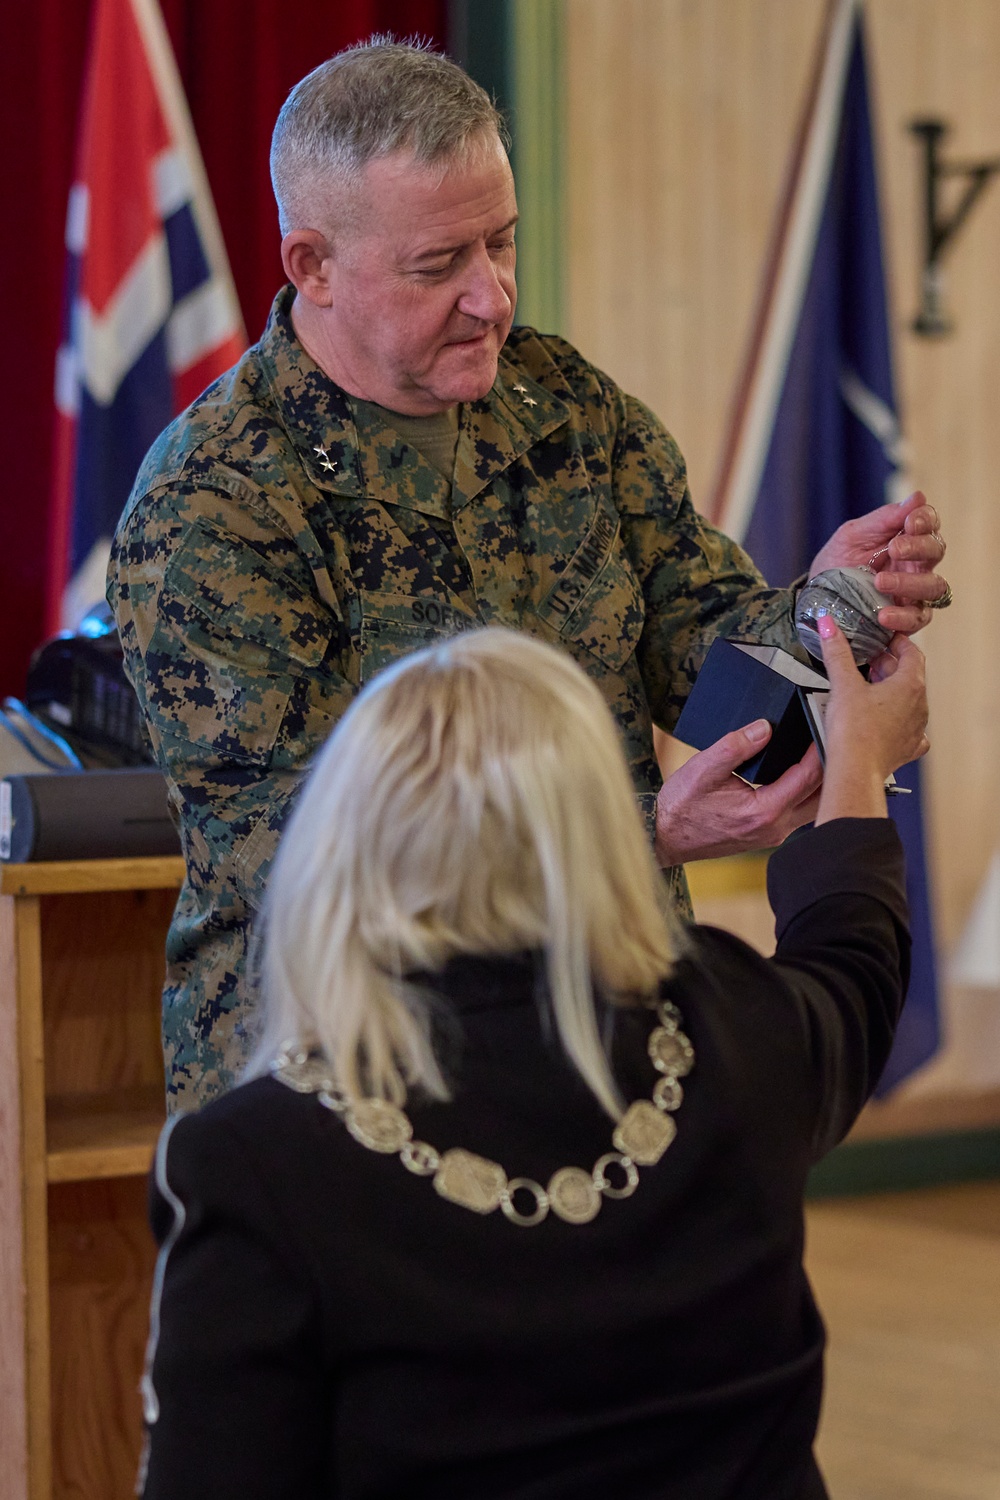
[654,722,822,867]
[807,490,948,636]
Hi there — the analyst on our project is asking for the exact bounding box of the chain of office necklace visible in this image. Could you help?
[271,999,694,1228]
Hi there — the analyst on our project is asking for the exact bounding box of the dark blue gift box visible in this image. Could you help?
[673,638,829,785]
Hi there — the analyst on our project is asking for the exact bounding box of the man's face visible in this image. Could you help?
[308,136,518,415]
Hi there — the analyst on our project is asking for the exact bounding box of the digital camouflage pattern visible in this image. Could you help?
[110,287,800,1110]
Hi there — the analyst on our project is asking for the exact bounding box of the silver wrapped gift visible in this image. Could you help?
[795,566,894,665]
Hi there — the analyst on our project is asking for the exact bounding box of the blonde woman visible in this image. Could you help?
[139,617,927,1500]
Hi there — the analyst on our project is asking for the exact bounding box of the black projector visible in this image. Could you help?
[1,767,181,863]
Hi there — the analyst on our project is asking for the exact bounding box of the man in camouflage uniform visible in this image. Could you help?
[109,40,947,1110]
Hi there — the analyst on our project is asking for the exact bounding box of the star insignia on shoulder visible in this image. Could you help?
[313,443,338,474]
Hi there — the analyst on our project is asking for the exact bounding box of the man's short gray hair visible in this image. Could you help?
[270,36,509,236]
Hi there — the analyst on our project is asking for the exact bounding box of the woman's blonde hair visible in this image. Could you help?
[249,629,678,1118]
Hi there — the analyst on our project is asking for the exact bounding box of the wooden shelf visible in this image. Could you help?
[45,1088,165,1183]
[1,856,184,897]
[2,854,178,1497]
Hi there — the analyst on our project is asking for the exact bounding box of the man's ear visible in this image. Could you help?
[281,230,334,307]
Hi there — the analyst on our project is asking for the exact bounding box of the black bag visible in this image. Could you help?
[25,602,152,768]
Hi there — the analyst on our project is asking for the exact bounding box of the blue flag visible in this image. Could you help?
[711,0,939,1093]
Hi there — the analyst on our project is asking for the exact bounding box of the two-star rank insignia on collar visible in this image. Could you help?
[313,443,338,474]
[512,382,538,407]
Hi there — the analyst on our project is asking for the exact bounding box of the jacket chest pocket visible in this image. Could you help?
[535,505,645,672]
[359,593,481,684]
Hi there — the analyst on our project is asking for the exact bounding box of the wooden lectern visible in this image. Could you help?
[0,857,184,1500]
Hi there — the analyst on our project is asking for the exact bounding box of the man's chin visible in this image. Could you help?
[431,356,500,407]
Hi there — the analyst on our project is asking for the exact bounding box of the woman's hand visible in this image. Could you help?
[815,614,930,824]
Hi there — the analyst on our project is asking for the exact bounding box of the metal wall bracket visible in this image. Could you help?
[911,119,1000,336]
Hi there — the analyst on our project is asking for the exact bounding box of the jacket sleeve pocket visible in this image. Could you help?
[534,505,645,672]
[146,518,333,768]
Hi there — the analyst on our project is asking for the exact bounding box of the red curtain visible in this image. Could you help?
[1,0,447,694]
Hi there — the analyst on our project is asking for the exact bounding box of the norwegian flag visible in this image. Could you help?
[49,0,246,631]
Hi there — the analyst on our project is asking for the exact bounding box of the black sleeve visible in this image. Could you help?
[139,1111,331,1500]
[765,818,911,1158]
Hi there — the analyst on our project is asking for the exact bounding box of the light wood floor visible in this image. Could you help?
[805,1181,1000,1499]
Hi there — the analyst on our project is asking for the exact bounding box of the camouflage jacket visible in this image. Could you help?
[110,287,798,1109]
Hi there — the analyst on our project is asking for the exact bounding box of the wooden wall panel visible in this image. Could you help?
[564,0,825,503]
[866,0,1000,953]
[563,0,1000,1092]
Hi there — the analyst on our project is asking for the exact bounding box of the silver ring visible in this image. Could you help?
[927,582,953,610]
[593,1153,639,1199]
[318,1087,348,1114]
[400,1140,440,1176]
[500,1178,550,1226]
[656,1000,681,1033]
[653,1076,684,1113]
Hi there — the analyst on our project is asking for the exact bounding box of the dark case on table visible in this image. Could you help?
[0,767,180,862]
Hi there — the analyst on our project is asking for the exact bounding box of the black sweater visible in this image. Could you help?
[139,818,909,1500]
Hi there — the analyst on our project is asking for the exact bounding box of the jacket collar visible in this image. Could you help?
[411,952,542,1013]
[257,287,568,519]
